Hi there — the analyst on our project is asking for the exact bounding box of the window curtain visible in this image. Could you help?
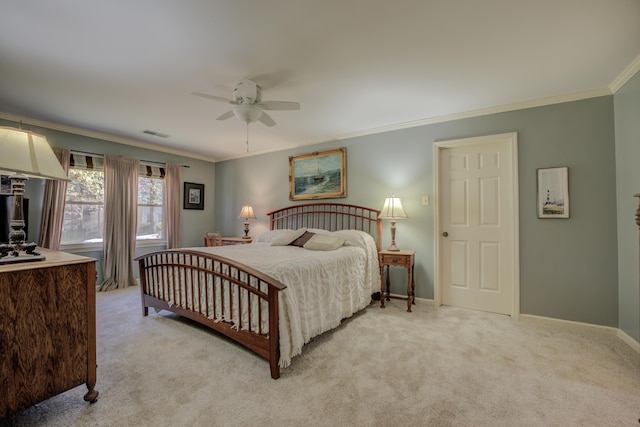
[38,147,70,250]
[99,156,139,291]
[165,163,181,248]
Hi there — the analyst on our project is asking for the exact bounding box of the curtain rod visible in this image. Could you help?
[70,150,190,168]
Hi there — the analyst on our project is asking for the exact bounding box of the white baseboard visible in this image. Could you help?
[413,296,433,305]
[520,313,639,354]
[388,298,640,354]
[617,328,640,353]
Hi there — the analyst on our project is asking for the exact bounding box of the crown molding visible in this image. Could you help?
[0,112,218,163]
[0,83,620,164]
[304,88,612,144]
[610,53,640,93]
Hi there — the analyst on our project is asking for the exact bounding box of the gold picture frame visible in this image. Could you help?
[289,148,346,200]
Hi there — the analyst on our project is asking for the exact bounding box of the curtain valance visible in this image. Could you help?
[70,153,165,179]
[70,152,104,170]
[139,163,165,179]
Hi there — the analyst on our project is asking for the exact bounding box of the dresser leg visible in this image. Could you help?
[84,385,99,403]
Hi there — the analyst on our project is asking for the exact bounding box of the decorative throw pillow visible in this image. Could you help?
[270,228,308,246]
[289,231,315,247]
[303,233,346,251]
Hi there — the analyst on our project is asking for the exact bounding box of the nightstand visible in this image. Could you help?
[221,237,253,246]
[379,249,416,312]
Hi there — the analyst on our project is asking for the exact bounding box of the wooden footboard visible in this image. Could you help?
[136,250,287,379]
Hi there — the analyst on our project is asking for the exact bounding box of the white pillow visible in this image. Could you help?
[332,229,373,249]
[271,228,308,246]
[253,229,295,243]
[303,233,346,251]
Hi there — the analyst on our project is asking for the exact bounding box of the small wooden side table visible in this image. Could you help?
[221,236,253,246]
[379,249,416,312]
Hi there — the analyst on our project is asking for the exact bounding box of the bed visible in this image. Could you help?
[135,203,382,379]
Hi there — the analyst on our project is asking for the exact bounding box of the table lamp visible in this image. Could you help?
[0,125,68,264]
[238,205,256,239]
[379,195,408,251]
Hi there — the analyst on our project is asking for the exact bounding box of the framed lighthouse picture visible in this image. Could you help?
[537,167,569,218]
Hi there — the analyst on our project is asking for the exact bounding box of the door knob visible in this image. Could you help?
[442,232,448,237]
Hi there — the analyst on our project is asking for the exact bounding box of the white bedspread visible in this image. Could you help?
[184,229,380,367]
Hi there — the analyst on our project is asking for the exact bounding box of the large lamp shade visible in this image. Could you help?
[0,127,68,180]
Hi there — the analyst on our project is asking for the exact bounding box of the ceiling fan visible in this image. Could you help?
[191,79,300,127]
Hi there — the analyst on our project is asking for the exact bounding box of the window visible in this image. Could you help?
[137,176,164,241]
[61,154,167,246]
[61,166,105,245]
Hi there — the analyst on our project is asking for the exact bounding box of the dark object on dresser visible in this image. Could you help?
[0,195,28,243]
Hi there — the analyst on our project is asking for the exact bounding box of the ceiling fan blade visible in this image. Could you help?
[259,100,300,111]
[191,91,235,104]
[216,110,235,121]
[258,112,277,127]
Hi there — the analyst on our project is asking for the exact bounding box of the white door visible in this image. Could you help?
[435,133,519,316]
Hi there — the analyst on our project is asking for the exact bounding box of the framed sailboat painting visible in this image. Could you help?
[537,166,569,218]
[289,147,346,200]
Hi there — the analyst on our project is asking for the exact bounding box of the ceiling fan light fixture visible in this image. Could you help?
[233,105,263,124]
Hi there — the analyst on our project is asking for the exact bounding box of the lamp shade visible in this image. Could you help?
[0,126,68,180]
[379,196,408,219]
[238,205,256,219]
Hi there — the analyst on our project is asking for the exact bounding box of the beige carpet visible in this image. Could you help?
[2,286,639,427]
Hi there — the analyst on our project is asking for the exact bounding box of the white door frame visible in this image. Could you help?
[433,132,520,319]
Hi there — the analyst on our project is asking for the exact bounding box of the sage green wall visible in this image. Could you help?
[614,70,640,343]
[0,117,217,282]
[215,96,619,327]
[0,93,623,329]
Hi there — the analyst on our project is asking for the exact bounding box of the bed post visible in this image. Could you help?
[269,287,281,379]
[138,258,149,317]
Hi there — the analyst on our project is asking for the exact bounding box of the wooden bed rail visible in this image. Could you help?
[267,202,382,251]
[136,250,287,379]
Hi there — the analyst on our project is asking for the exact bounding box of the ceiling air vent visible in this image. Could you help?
[142,129,170,138]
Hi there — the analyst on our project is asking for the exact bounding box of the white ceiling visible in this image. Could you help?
[1,1,639,162]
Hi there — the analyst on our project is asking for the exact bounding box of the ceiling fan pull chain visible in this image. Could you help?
[246,122,249,152]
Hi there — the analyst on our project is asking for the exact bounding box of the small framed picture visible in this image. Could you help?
[0,175,12,195]
[537,167,569,218]
[183,182,204,210]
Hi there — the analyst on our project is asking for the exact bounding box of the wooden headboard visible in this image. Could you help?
[267,203,382,251]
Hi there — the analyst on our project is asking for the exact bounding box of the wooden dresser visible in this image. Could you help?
[0,249,99,418]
